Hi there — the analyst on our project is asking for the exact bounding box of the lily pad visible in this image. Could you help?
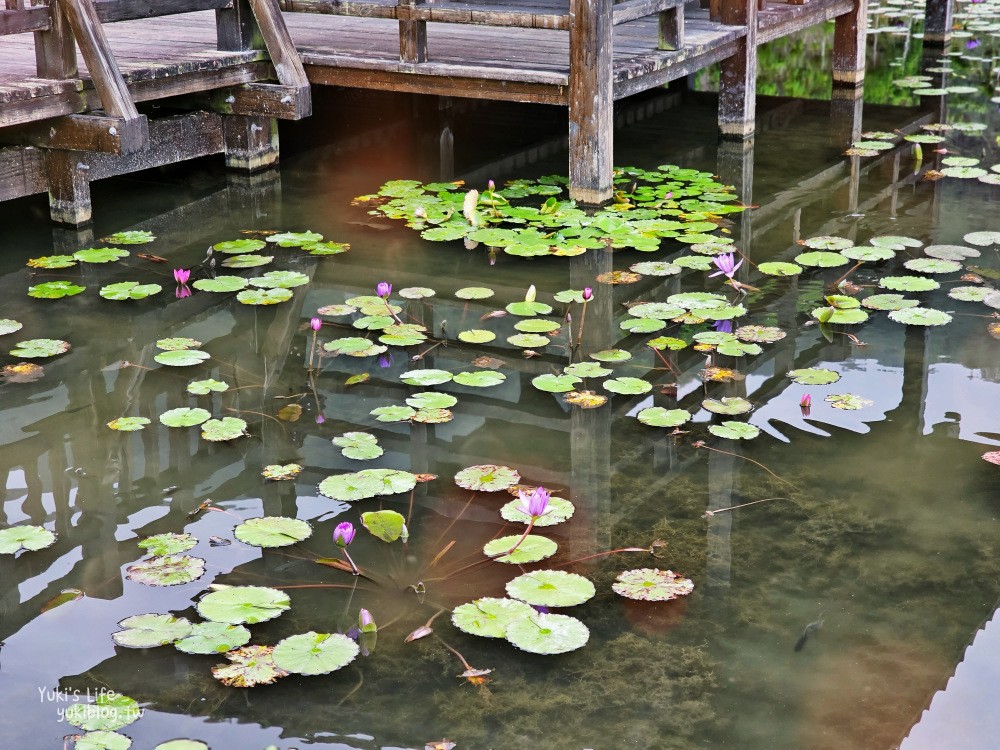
[862,294,919,311]
[941,167,988,179]
[159,407,211,427]
[248,271,310,289]
[157,337,202,351]
[484,534,558,564]
[197,585,290,624]
[74,247,128,263]
[28,281,85,299]
[398,286,435,299]
[758,262,803,276]
[154,742,210,750]
[795,251,850,268]
[400,368,453,386]
[871,235,922,249]
[200,417,248,441]
[903,258,962,274]
[458,329,496,344]
[192,276,248,293]
[9,339,69,358]
[103,230,154,245]
[629,302,686,320]
[590,349,632,362]
[825,393,873,410]
[505,612,589,655]
[175,622,251,655]
[508,333,551,348]
[406,392,458,409]
[187,378,229,395]
[262,463,302,481]
[612,568,694,601]
[630,261,682,276]
[319,469,417,501]
[333,431,384,460]
[234,516,312,548]
[735,325,786,343]
[603,377,652,395]
[324,337,387,357]
[222,254,274,269]
[879,276,940,292]
[213,238,266,253]
[212,645,288,687]
[964,231,1000,247]
[709,421,760,440]
[532,373,581,393]
[514,318,562,334]
[265,231,323,247]
[455,464,520,492]
[139,533,197,556]
[99,282,162,300]
[453,370,506,388]
[237,288,293,305]
[647,336,688,351]
[620,317,666,334]
[0,524,56,554]
[811,306,869,324]
[506,570,595,607]
[506,301,553,317]
[370,405,417,423]
[924,245,980,261]
[272,632,359,676]
[107,417,151,432]
[702,396,752,415]
[127,555,205,586]
[154,349,210,367]
[27,254,77,269]
[563,361,613,378]
[887,307,953,326]
[455,287,494,300]
[803,236,855,250]
[64,692,141,731]
[75,731,132,750]
[112,613,192,648]
[412,407,453,423]
[0,319,23,336]
[500,496,575,526]
[637,407,691,428]
[361,509,406,542]
[948,286,995,303]
[841,246,895,262]
[788,367,840,385]
[452,597,534,638]
[303,241,349,256]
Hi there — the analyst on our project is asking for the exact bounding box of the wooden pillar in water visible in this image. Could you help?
[718,0,757,138]
[832,0,868,87]
[923,0,953,44]
[568,0,614,205]
[716,139,754,258]
[830,86,864,149]
[46,151,92,225]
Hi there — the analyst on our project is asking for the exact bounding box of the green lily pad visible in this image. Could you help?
[99,282,161,301]
[948,286,995,303]
[903,258,962,274]
[248,270,310,289]
[353,315,394,331]
[942,167,988,179]
[324,337,387,357]
[361,509,406,542]
[400,369,454,386]
[563,361,613,378]
[506,300,553,317]
[942,156,980,167]
[673,255,714,271]
[628,302,685,320]
[159,407,211,427]
[175,622,251,655]
[74,247,128,263]
[398,286,435,299]
[505,612,589,655]
[28,281,85,299]
[222,254,274,269]
[237,288,293,305]
[127,555,205,586]
[154,349,210,367]
[452,597,534,638]
[590,349,632,362]
[154,741,209,750]
[825,393,873,410]
[637,407,691,428]
[200,417,248,441]
[515,318,562,334]
[64,692,141,731]
[455,464,520,492]
[841,246,895,262]
[612,568,694,601]
[709,421,760,439]
[484,534,558,564]
[139,533,197,556]
[211,645,288,687]
[303,241,350,256]
[234,516,312,548]
[702,396,752,415]
[630,261,682,276]
[187,378,229,395]
[506,570,595,607]
[0,319,23,336]
[333,431,384,460]
[75,731,132,750]
[262,463,302,481]
[887,307,953,326]
[532,373,581,393]
[9,339,69,358]
[192,276,248,293]
[603,377,652,395]
[0,524,56,554]
[370,405,417,422]
[870,235,923,249]
[862,294,919,311]
[735,325,786,343]
[803,235,855,250]
[795,251,850,268]
[453,370,506,387]
[112,613,192,648]
[788,367,840,385]
[406,392,458,409]
[412,407,453,423]
[103,230,154,245]
[879,276,940,292]
[422,225,469,241]
[272,632,359,676]
[265,231,324,247]
[319,469,417,501]
[107,417,151,432]
[811,306,869,324]
[620,317,666,334]
[924,245,980,261]
[157,337,202,350]
[647,336,688,351]
[316,304,358,316]
[500,496,575,526]
[508,333,551,348]
[964,231,1000,247]
[455,286,494,299]
[197,585,290,624]
[758,261,803,276]
[458,329,496,344]
[27,255,77,269]
[213,238,266,253]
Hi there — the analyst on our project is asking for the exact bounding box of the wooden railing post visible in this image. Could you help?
[216,0,262,51]
[399,0,427,63]
[34,0,77,79]
[658,3,684,51]
[568,0,613,205]
[718,0,756,138]
[832,0,867,87]
[923,0,951,44]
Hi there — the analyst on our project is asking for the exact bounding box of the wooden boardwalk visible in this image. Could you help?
[0,0,950,224]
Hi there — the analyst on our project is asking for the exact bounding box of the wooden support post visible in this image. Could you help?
[246,0,311,115]
[34,0,76,79]
[45,149,91,225]
[832,0,867,87]
[216,0,261,51]
[718,0,757,138]
[658,5,684,51]
[568,0,613,205]
[22,114,149,154]
[223,114,278,171]
[923,0,952,44]
[830,85,863,148]
[399,0,427,64]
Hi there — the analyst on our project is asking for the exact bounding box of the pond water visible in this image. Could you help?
[1,10,999,750]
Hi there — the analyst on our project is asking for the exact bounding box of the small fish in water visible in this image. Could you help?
[794,615,825,652]
[209,536,231,547]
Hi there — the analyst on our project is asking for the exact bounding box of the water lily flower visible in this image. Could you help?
[310,317,322,332]
[488,179,496,192]
[376,281,391,299]
[175,285,191,299]
[517,486,551,519]
[378,352,393,369]
[712,319,733,334]
[525,284,537,303]
[173,268,191,285]
[333,521,355,548]
[800,394,812,408]
[967,39,981,49]
[582,287,593,302]
[709,252,743,279]
[315,414,326,425]
[359,608,377,632]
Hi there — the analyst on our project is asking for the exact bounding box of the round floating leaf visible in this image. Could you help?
[159,407,211,427]
[28,255,77,269]
[452,597,534,638]
[398,286,435,299]
[924,244,979,261]
[127,555,205,586]
[735,325,786,343]
[620,317,666,334]
[400,368,453,386]
[500,496,575,526]
[508,333,551,348]
[157,337,202,351]
[222,254,274,269]
[758,261,803,276]
[603,377,652,395]
[628,302,685,320]
[28,281,85,299]
[702,396,752,415]
[862,294,919,311]
[99,282,162,300]
[794,251,850,268]
[0,524,56,554]
[192,276,248,293]
[212,645,288,687]
[324,337,387,357]
[708,421,760,440]
[237,288,293,305]
[112,613,192,648]
[941,167,988,179]
[637,407,691,428]
[406,392,458,409]
[2,362,43,382]
[514,318,562,334]
[506,570,595,607]
[612,568,694,601]
[200,417,248,441]
[361,509,406,542]
[333,431,385,459]
[0,319,23,336]
[64,692,141,731]
[214,238,266,253]
[272,632,359,676]
[505,612,589,655]
[964,231,1000,247]
[234,516,312,548]
[266,231,323,247]
[841,246,895,262]
[303,241,349,256]
[9,338,69,358]
[197,586,290,624]
[413,407,453,423]
[648,336,688,351]
[107,417,151,432]
[484,534,557,564]
[319,471,383,501]
[811,306,869,324]
[175,622,251,655]
[630,261,682,276]
[506,301,553,317]
[949,286,994,303]
[75,731,132,750]
[870,235,922,249]
[139,533,197,557]
[370,405,417,423]
[941,156,980,167]
[74,247,128,263]
[825,393,873,410]
[455,464,520,492]
[317,304,357,317]
[262,463,302,481]
[458,329,496,344]
[187,378,229,395]
[248,271,310,289]
[154,349,210,367]
[532,373,581,393]
[903,258,962,274]
[103,230,154,245]
[788,367,840,385]
[590,349,632,362]
[563,361,613,378]
[455,286,494,300]
[453,370,506,388]
[879,276,940,292]
[887,307,953,326]
[564,390,607,408]
[803,235,854,250]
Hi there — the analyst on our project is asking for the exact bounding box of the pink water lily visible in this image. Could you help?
[173,268,191,285]
[708,252,743,279]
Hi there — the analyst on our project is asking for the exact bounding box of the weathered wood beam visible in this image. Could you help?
[15,113,149,154]
[718,0,757,138]
[192,82,310,119]
[217,0,261,51]
[568,0,613,205]
[832,0,867,86]
[45,148,92,225]
[92,0,231,23]
[33,0,76,79]
[1,6,50,33]
[658,6,684,50]
[612,0,685,25]
[398,0,428,63]
[0,146,47,202]
[923,0,952,43]
[247,0,311,113]
[279,0,569,29]
[222,114,278,171]
[0,89,86,129]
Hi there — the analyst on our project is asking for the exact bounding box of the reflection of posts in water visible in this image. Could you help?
[830,86,864,149]
[919,46,950,126]
[225,168,283,225]
[922,0,953,44]
[716,138,754,257]
[51,225,95,256]
[705,447,738,590]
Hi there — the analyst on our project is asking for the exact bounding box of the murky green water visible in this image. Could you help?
[1,16,999,750]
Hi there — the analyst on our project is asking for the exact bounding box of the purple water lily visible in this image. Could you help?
[310,317,322,332]
[712,319,734,334]
[517,486,551,519]
[333,521,355,548]
[582,287,594,302]
[173,268,191,285]
[376,281,391,299]
[709,252,743,280]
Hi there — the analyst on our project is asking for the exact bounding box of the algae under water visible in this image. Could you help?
[1,14,1000,750]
